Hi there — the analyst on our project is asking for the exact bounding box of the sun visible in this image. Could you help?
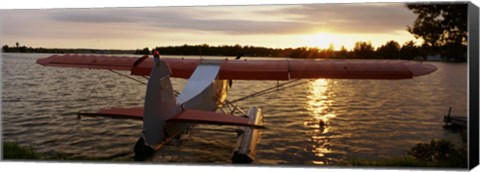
[302,32,337,49]
[315,32,336,49]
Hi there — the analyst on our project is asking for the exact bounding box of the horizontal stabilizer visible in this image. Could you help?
[167,110,265,128]
[79,107,143,120]
[78,108,264,128]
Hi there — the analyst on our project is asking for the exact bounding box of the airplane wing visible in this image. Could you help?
[37,54,437,80]
[78,107,263,128]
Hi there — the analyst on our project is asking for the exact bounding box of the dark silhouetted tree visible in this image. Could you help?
[399,41,420,60]
[2,45,9,52]
[337,46,349,59]
[353,41,374,59]
[407,3,467,61]
[376,40,401,59]
[325,43,335,58]
[141,47,150,55]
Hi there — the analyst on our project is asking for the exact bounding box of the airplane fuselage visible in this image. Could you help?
[165,79,230,138]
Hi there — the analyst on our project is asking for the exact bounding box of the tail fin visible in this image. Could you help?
[142,57,177,146]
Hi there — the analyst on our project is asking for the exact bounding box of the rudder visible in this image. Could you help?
[142,54,177,147]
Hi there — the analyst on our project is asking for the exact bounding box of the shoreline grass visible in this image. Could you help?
[339,138,467,168]
[3,142,41,160]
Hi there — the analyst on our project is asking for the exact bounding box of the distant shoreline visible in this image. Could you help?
[1,43,467,62]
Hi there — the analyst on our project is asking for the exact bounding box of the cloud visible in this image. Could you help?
[43,4,416,35]
[50,10,135,23]
[2,3,417,43]
[44,7,319,35]
[268,3,417,33]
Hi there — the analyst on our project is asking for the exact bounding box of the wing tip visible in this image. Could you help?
[405,62,438,77]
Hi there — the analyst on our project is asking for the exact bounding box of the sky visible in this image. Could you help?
[1,2,420,50]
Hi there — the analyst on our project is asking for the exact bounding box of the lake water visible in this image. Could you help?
[1,53,467,165]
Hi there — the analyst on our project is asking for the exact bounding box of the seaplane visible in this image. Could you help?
[36,50,437,163]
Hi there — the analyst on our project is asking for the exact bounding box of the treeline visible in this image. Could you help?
[139,44,289,57]
[3,41,466,61]
[136,40,465,61]
[2,43,135,54]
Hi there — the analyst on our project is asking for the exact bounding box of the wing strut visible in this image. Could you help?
[106,69,181,95]
[108,69,147,85]
[229,79,308,104]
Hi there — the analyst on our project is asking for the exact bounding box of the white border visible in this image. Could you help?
[1,0,478,172]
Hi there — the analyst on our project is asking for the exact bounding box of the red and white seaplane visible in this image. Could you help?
[37,51,437,163]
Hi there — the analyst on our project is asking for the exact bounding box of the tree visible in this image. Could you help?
[337,46,349,59]
[353,41,374,59]
[306,47,320,59]
[137,47,149,55]
[376,40,400,59]
[399,41,420,60]
[2,45,9,52]
[325,43,335,58]
[290,47,307,58]
[406,3,467,61]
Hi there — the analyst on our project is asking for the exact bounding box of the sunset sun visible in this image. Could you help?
[301,32,338,49]
[312,32,336,49]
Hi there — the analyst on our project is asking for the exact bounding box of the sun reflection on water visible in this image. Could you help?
[305,79,337,165]
[306,79,336,123]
